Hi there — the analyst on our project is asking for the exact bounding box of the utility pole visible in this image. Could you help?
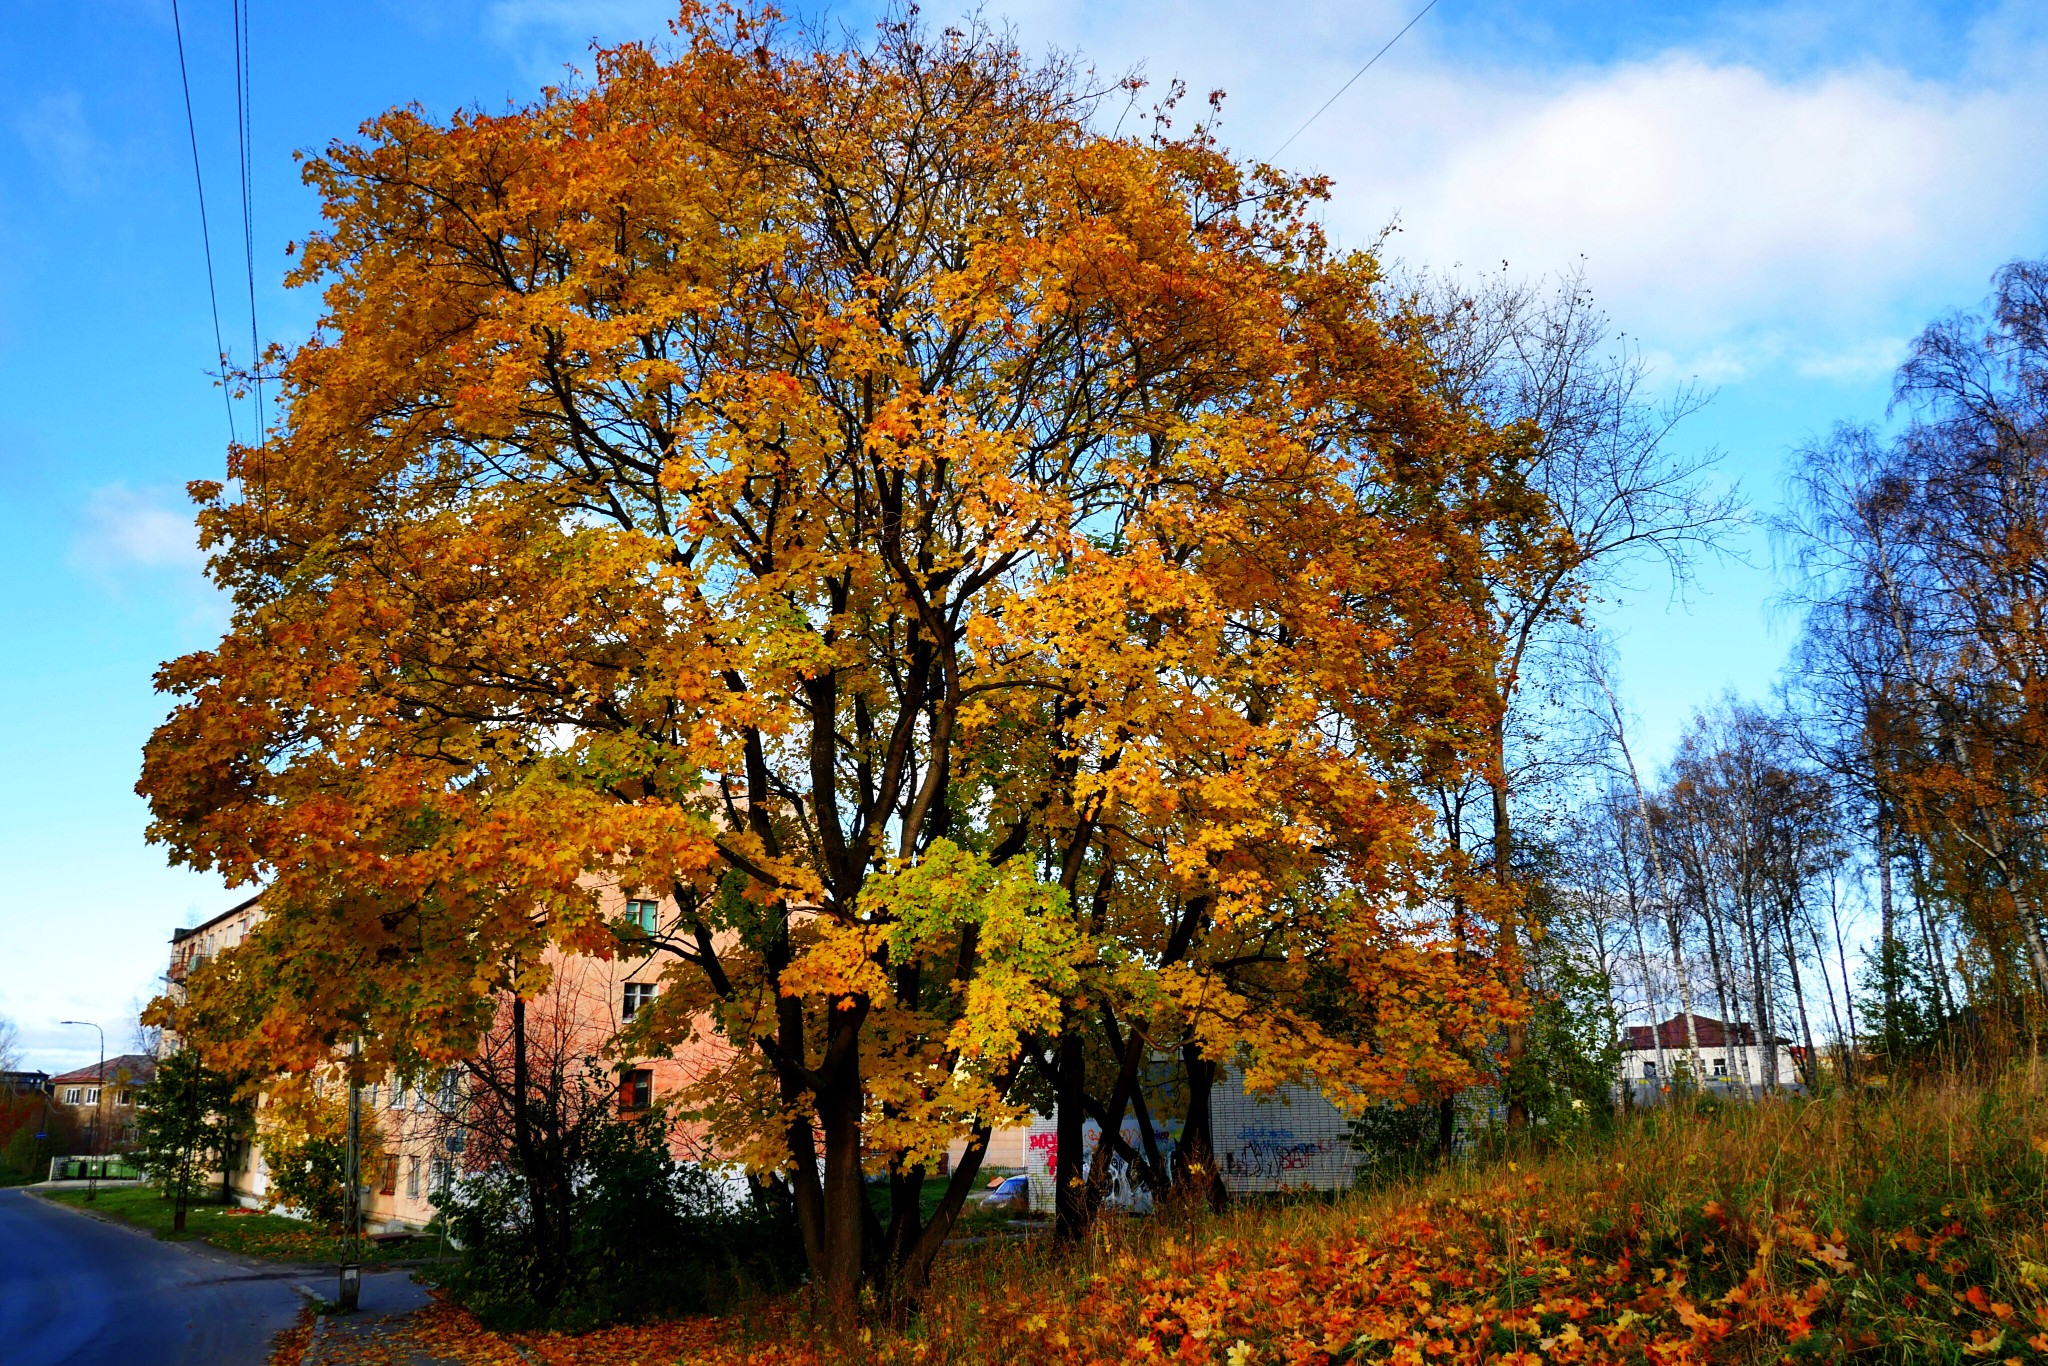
[339,1038,362,1311]
[60,1021,104,1201]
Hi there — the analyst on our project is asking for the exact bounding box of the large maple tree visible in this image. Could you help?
[142,6,1529,1311]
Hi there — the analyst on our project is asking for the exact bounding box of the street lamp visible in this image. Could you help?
[59,1020,105,1202]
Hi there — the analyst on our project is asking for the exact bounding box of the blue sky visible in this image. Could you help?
[2,0,2042,1071]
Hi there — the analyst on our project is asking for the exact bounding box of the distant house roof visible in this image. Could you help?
[1,1070,51,1093]
[50,1054,158,1087]
[1623,1014,1795,1052]
[170,891,265,944]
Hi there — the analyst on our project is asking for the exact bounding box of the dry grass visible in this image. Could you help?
[286,1071,2048,1364]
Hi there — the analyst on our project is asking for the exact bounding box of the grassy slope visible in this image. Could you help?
[42,1184,425,1265]
[282,1075,2048,1364]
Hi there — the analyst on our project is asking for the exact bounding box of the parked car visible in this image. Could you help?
[970,1173,1031,1215]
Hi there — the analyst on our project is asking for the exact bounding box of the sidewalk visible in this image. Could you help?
[294,1272,447,1365]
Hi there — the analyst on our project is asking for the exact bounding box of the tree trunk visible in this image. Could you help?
[1740,895,1776,1092]
[773,991,828,1278]
[814,1009,869,1322]
[1490,741,1528,1129]
[1604,691,1705,1084]
[1052,1026,1089,1242]
[1626,888,1666,1105]
[507,994,565,1308]
[1700,896,1743,1094]
[1778,891,1820,1091]
[1827,875,1860,1084]
[1172,1045,1226,1213]
[1877,805,1900,1047]
[894,1126,995,1297]
[1084,1015,1160,1205]
[1805,910,1848,1089]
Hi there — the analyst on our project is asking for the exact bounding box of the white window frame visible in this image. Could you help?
[63,1087,82,1105]
[623,982,657,1020]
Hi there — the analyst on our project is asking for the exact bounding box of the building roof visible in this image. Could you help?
[171,892,265,944]
[50,1054,158,1087]
[1,1070,51,1093]
[1623,1014,1795,1052]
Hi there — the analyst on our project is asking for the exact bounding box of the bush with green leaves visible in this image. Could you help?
[437,1114,802,1331]
[262,1131,351,1228]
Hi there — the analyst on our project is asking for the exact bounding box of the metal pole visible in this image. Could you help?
[339,1039,362,1311]
[60,1021,104,1201]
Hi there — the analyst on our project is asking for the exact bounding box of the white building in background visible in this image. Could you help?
[1623,1013,1804,1095]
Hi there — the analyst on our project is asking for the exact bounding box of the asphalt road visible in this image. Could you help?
[0,1187,307,1366]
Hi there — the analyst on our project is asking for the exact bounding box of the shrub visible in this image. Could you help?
[437,1115,803,1331]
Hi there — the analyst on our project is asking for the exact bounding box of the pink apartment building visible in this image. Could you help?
[166,885,728,1232]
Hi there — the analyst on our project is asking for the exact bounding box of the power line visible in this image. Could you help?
[1271,0,1442,161]
[169,0,237,447]
[233,0,263,441]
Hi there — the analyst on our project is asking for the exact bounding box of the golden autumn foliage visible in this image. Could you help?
[144,4,1531,1310]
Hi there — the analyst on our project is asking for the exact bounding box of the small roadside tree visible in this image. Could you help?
[132,1050,251,1231]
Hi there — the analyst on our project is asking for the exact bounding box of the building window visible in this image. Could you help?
[429,1157,452,1200]
[1642,1060,1657,1078]
[83,1087,100,1106]
[623,982,657,1020]
[390,1082,406,1111]
[437,1068,460,1110]
[379,1159,398,1197]
[365,1084,379,1109]
[63,1087,82,1105]
[622,1069,653,1111]
[118,1090,133,1107]
[625,898,661,934]
[406,1156,423,1201]
[1713,1057,1728,1076]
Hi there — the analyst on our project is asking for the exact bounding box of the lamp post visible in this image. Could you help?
[339,1036,362,1312]
[59,1020,104,1202]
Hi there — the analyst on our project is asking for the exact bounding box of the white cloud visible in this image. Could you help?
[470,1,2048,394]
[72,484,203,576]
[68,485,228,628]
[484,0,683,82]
[15,89,100,196]
[1368,55,2047,348]
[1792,335,1912,382]
[924,0,2048,382]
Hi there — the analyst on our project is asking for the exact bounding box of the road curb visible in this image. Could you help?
[24,1187,338,1276]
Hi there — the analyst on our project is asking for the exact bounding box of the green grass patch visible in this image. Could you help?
[40,1183,432,1265]
[866,1171,1030,1236]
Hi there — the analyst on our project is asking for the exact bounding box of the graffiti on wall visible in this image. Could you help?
[1026,1128,1058,1176]
[1220,1127,1348,1184]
